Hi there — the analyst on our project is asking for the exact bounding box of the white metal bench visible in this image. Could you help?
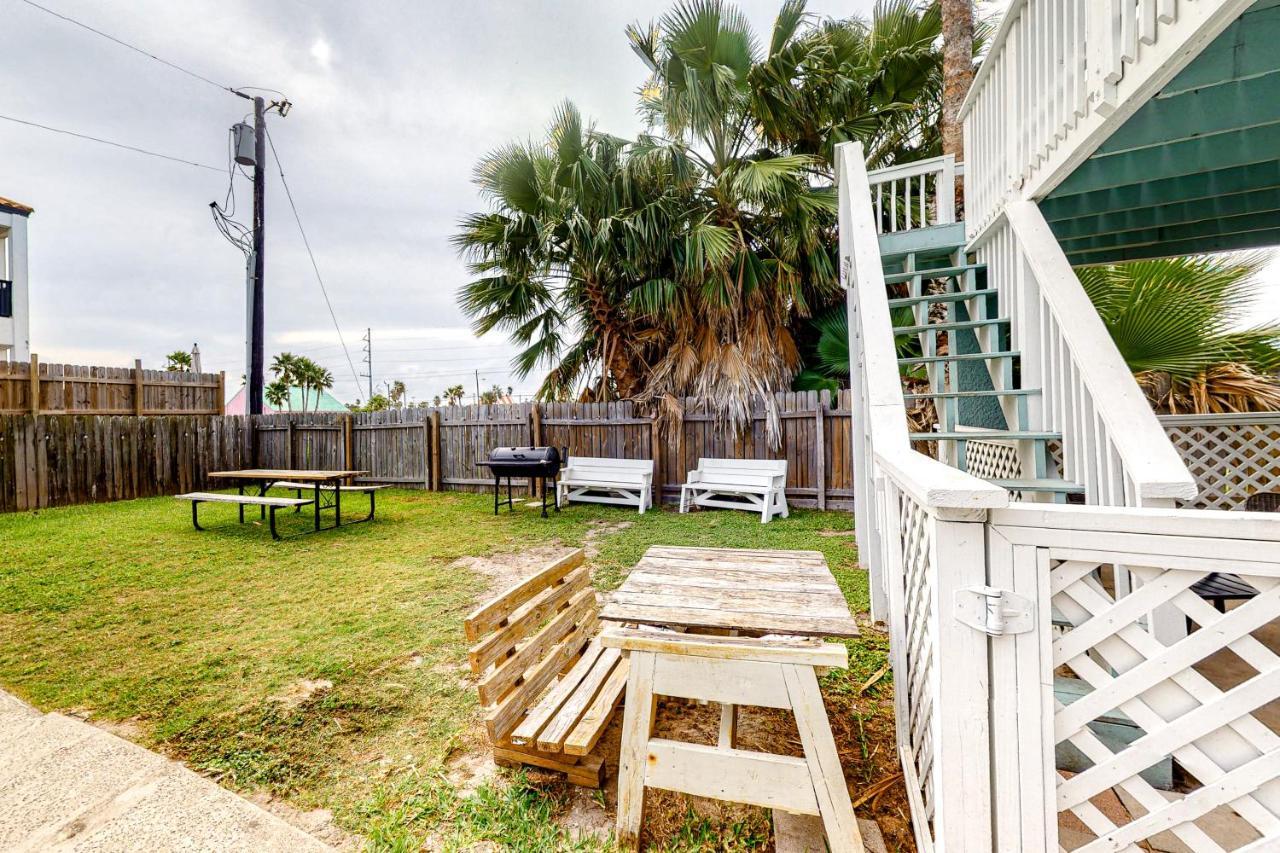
[557,457,654,513]
[175,492,312,539]
[679,458,789,523]
[270,481,387,523]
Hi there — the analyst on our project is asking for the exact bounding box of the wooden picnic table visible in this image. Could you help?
[601,545,863,851]
[599,545,860,638]
[207,469,368,533]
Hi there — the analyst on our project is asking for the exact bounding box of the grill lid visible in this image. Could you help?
[487,446,561,466]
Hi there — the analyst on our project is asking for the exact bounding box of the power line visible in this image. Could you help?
[263,126,363,393]
[0,113,223,171]
[18,0,237,96]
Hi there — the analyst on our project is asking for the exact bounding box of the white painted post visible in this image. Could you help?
[929,514,994,852]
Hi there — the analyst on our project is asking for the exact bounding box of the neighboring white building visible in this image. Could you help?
[0,197,31,362]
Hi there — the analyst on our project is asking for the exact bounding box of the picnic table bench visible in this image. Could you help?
[269,481,388,522]
[679,458,789,523]
[178,469,372,539]
[557,457,654,514]
[175,492,313,540]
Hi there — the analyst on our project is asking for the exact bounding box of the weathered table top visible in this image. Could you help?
[207,469,367,483]
[600,545,859,638]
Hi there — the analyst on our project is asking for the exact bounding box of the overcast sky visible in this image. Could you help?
[2,0,881,405]
[5,0,1275,406]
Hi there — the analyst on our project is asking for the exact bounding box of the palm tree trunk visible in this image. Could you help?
[582,275,641,398]
[941,0,974,160]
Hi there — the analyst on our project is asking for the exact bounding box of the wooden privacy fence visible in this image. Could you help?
[1,391,854,513]
[0,355,225,416]
[0,414,248,512]
[252,392,855,509]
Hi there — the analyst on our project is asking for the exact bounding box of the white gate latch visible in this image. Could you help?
[954,586,1033,636]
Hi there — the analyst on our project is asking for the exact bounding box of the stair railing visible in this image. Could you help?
[839,140,1005,851]
[977,200,1196,507]
[960,0,1252,243]
[865,154,962,235]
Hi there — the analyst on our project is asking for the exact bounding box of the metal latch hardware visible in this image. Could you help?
[954,586,1033,636]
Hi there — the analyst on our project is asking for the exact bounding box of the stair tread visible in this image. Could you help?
[992,479,1085,493]
[899,350,1020,365]
[909,430,1060,441]
[904,388,1040,400]
[884,263,984,284]
[887,291,992,308]
[894,318,1009,334]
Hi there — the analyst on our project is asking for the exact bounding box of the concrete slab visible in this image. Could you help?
[0,693,332,852]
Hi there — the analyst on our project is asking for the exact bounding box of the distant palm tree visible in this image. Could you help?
[264,379,290,411]
[388,380,407,409]
[270,353,300,411]
[444,385,465,406]
[306,364,335,412]
[1078,254,1280,413]
[165,351,192,372]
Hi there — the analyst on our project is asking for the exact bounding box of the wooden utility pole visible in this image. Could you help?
[248,96,267,416]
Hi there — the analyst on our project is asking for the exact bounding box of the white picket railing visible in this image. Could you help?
[840,140,1007,851]
[974,200,1197,508]
[866,155,962,235]
[841,140,1280,851]
[960,0,1253,241]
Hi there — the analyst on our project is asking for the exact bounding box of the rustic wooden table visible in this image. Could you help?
[599,545,860,638]
[601,545,863,852]
[208,469,367,532]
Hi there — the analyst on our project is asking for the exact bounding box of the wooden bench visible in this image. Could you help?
[270,481,387,521]
[175,492,312,539]
[679,458,789,523]
[557,457,654,514]
[464,549,628,787]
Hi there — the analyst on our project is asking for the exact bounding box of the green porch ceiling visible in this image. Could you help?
[1041,0,1280,266]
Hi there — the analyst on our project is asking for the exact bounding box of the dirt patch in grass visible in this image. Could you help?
[448,543,578,597]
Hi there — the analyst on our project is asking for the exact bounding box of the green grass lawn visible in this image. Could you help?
[0,490,876,850]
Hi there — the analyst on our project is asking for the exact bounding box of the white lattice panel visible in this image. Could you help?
[898,492,939,833]
[1051,556,1280,851]
[967,438,1023,481]
[1163,416,1280,510]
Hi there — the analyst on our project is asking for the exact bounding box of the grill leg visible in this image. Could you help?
[507,477,513,512]
[493,476,500,515]
[553,474,560,512]
[541,479,548,518]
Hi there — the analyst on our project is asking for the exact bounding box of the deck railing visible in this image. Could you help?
[975,201,1196,507]
[866,155,963,235]
[960,0,1252,241]
[839,141,1006,851]
[840,140,1280,851]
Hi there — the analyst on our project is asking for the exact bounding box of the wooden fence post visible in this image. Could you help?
[650,413,662,508]
[815,390,827,510]
[430,409,442,491]
[216,372,226,416]
[133,359,144,416]
[343,414,354,470]
[286,420,296,469]
[423,418,431,489]
[28,354,39,415]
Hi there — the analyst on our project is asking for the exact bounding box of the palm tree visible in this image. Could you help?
[270,353,300,411]
[444,385,465,406]
[388,380,407,409]
[306,363,335,412]
[457,1,947,439]
[940,0,975,160]
[165,351,192,372]
[1078,254,1280,413]
[264,379,290,411]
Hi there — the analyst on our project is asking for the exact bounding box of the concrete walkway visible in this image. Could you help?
[0,690,332,852]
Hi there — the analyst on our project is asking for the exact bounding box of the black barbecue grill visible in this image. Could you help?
[477,446,563,517]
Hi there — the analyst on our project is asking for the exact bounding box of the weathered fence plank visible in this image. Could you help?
[0,356,224,416]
